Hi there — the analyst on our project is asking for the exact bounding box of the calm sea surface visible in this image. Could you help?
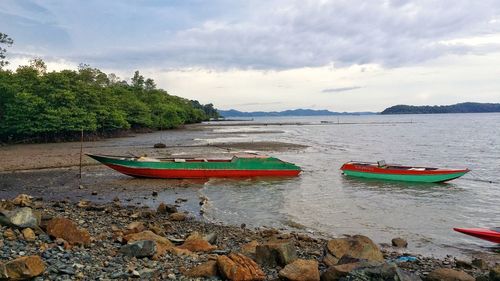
[198,113,500,257]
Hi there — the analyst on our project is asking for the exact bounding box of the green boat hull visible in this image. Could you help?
[342,170,468,183]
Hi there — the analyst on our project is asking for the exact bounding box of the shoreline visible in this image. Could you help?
[0,195,497,280]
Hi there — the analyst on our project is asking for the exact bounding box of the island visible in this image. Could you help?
[381,102,500,114]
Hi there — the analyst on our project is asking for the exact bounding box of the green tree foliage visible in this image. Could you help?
[381,102,500,114]
[0,33,13,69]
[0,59,219,142]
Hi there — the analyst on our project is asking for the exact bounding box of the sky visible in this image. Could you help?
[2,0,500,112]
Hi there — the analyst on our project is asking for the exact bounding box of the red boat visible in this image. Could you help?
[453,227,500,243]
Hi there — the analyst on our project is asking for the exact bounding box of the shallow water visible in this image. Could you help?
[199,113,500,258]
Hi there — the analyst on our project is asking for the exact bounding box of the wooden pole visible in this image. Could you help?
[79,128,83,179]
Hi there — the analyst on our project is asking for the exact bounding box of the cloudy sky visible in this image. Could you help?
[2,0,500,112]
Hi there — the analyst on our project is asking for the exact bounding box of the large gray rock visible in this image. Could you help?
[120,240,157,258]
[256,240,297,267]
[0,207,38,228]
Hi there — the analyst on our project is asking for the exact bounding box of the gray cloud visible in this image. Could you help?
[322,86,363,93]
[4,0,500,70]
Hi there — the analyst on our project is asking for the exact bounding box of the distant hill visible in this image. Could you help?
[218,109,375,117]
[381,102,500,115]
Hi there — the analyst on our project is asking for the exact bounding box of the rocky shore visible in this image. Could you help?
[1,194,498,281]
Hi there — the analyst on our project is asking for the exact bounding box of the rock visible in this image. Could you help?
[91,191,98,195]
[157,203,177,214]
[76,200,91,209]
[46,217,91,246]
[471,258,488,270]
[217,253,265,281]
[154,143,166,148]
[323,235,384,266]
[126,221,146,233]
[0,256,45,280]
[321,262,362,281]
[12,194,33,207]
[455,260,472,269]
[124,230,174,256]
[426,268,474,281]
[256,240,297,267]
[4,228,16,240]
[204,232,217,244]
[345,262,420,281]
[184,260,218,278]
[490,265,500,281]
[149,224,166,236]
[241,240,259,257]
[278,259,320,281]
[169,212,186,221]
[120,240,157,258]
[22,228,36,241]
[391,237,408,248]
[0,207,38,228]
[178,232,217,252]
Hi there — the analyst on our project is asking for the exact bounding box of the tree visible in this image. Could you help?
[145,78,156,90]
[131,70,145,89]
[29,58,47,75]
[0,33,14,69]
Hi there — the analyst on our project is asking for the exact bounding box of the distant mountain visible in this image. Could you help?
[381,102,500,115]
[218,109,375,117]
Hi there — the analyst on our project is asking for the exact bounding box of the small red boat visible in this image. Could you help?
[453,227,500,243]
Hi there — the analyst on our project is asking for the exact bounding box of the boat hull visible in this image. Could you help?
[342,169,468,183]
[454,228,500,244]
[88,154,301,179]
[341,162,469,183]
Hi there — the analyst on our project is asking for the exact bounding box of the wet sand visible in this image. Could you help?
[0,125,306,172]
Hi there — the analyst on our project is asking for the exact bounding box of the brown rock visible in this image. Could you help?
[256,240,297,266]
[169,212,187,221]
[124,230,174,256]
[12,194,33,207]
[22,228,36,241]
[320,263,361,281]
[0,256,45,280]
[279,259,320,281]
[125,221,146,234]
[178,232,217,252]
[184,260,218,278]
[76,200,91,209]
[323,235,383,266]
[241,240,259,256]
[427,268,475,281]
[170,247,198,258]
[217,253,265,281]
[391,237,408,248]
[4,228,16,240]
[149,224,166,236]
[157,203,178,214]
[46,217,91,246]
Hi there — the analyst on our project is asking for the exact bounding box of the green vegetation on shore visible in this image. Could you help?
[0,38,218,142]
[381,102,500,115]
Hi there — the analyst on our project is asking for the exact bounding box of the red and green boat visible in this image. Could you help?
[87,153,301,178]
[340,161,469,183]
[454,227,500,244]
